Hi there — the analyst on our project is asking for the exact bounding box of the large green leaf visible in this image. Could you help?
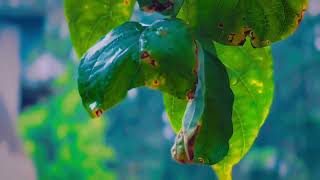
[139,19,197,99]
[164,40,273,177]
[78,22,144,117]
[64,0,136,56]
[171,45,234,165]
[178,0,308,47]
[213,42,274,179]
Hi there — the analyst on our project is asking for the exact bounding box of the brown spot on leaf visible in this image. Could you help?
[141,51,150,59]
[123,0,130,6]
[296,4,307,26]
[150,59,158,67]
[141,52,159,67]
[185,125,201,161]
[227,27,252,46]
[152,79,160,88]
[228,33,235,42]
[264,40,271,46]
[198,157,205,164]
[186,90,195,100]
[142,0,174,13]
[237,39,247,46]
[94,109,103,118]
[142,6,156,12]
[244,29,251,36]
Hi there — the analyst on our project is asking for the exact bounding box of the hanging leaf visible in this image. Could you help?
[139,19,197,99]
[213,41,274,179]
[171,43,234,165]
[179,0,308,47]
[64,0,136,56]
[78,22,145,117]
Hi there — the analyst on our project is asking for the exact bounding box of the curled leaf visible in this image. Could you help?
[171,42,234,165]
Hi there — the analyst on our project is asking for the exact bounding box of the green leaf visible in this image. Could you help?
[64,0,136,56]
[137,0,184,16]
[178,0,308,47]
[78,22,145,117]
[171,43,234,165]
[213,41,274,179]
[163,93,187,133]
[139,19,197,99]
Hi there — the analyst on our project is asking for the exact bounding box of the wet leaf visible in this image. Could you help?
[64,0,136,56]
[178,0,308,47]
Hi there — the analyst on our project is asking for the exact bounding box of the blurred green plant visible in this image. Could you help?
[18,68,116,180]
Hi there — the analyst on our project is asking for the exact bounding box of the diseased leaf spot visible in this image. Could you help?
[141,51,150,59]
[228,33,236,43]
[141,51,159,67]
[296,4,307,26]
[123,0,130,6]
[227,28,253,46]
[186,89,195,100]
[264,40,270,45]
[198,157,205,164]
[94,109,103,118]
[141,0,174,13]
[238,39,247,46]
[153,79,160,86]
[185,125,201,161]
[150,59,158,67]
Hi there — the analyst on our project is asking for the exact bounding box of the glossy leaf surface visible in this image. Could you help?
[78,22,144,117]
[64,0,136,56]
[140,19,197,99]
[178,0,308,47]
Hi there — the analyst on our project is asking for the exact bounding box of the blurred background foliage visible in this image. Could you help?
[0,0,319,179]
[19,66,116,180]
